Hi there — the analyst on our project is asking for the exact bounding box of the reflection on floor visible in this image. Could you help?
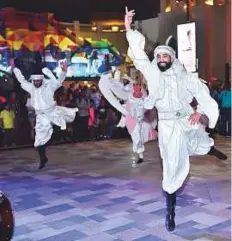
[0,137,231,241]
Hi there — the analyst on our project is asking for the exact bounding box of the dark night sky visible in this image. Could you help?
[2,0,160,23]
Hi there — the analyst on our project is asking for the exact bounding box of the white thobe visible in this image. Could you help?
[126,95,157,156]
[99,73,157,158]
[126,30,219,194]
[13,67,78,147]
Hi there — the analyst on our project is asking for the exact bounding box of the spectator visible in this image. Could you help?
[67,82,79,101]
[0,103,16,147]
[90,86,101,113]
[88,100,96,140]
[219,81,231,137]
[106,108,117,138]
[74,89,90,140]
[98,98,108,139]
[25,94,36,141]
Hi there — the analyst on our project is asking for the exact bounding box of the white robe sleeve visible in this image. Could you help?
[126,30,160,87]
[42,68,67,91]
[187,74,219,128]
[13,68,32,93]
[99,73,128,116]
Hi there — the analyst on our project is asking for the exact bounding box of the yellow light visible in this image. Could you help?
[205,0,214,5]
[102,29,112,32]
[91,26,97,31]
[111,26,119,32]
[94,20,124,26]
[165,6,171,12]
[87,84,91,88]
[183,4,187,9]
[84,81,88,84]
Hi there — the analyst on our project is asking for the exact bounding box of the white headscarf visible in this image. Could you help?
[154,45,176,61]
[29,75,44,83]
[30,75,44,80]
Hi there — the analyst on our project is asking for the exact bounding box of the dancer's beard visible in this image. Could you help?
[157,61,172,72]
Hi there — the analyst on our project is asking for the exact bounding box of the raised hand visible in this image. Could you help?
[60,60,68,72]
[124,6,135,32]
[188,112,202,125]
[9,58,15,69]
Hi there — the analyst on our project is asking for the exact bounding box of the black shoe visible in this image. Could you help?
[37,145,48,170]
[136,158,144,164]
[165,192,176,232]
[165,212,175,232]
[208,146,227,160]
[38,156,48,170]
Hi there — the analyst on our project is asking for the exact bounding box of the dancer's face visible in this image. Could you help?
[157,53,172,72]
[33,79,43,88]
[133,84,143,98]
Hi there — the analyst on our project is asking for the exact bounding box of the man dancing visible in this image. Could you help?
[10,59,78,170]
[100,72,157,164]
[124,7,227,231]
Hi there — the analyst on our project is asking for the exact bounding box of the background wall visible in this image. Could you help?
[136,2,230,81]
[191,4,227,80]
[157,9,186,44]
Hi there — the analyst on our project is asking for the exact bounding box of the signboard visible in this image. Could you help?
[177,22,196,72]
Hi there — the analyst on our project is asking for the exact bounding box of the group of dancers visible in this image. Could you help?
[5,7,227,238]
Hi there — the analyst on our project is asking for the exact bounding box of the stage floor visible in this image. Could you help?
[0,137,231,241]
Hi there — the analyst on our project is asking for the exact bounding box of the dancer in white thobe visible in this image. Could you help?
[99,73,157,164]
[10,59,78,169]
[125,7,227,231]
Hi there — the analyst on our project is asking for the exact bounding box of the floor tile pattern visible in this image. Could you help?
[0,137,230,240]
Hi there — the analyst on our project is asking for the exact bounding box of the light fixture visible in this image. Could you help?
[205,0,214,5]
[111,26,119,32]
[91,26,97,31]
[165,0,172,12]
[165,6,171,12]
[84,81,88,84]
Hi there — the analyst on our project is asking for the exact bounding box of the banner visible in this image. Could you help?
[177,22,196,72]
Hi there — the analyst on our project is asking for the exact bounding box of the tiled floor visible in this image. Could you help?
[0,136,231,241]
